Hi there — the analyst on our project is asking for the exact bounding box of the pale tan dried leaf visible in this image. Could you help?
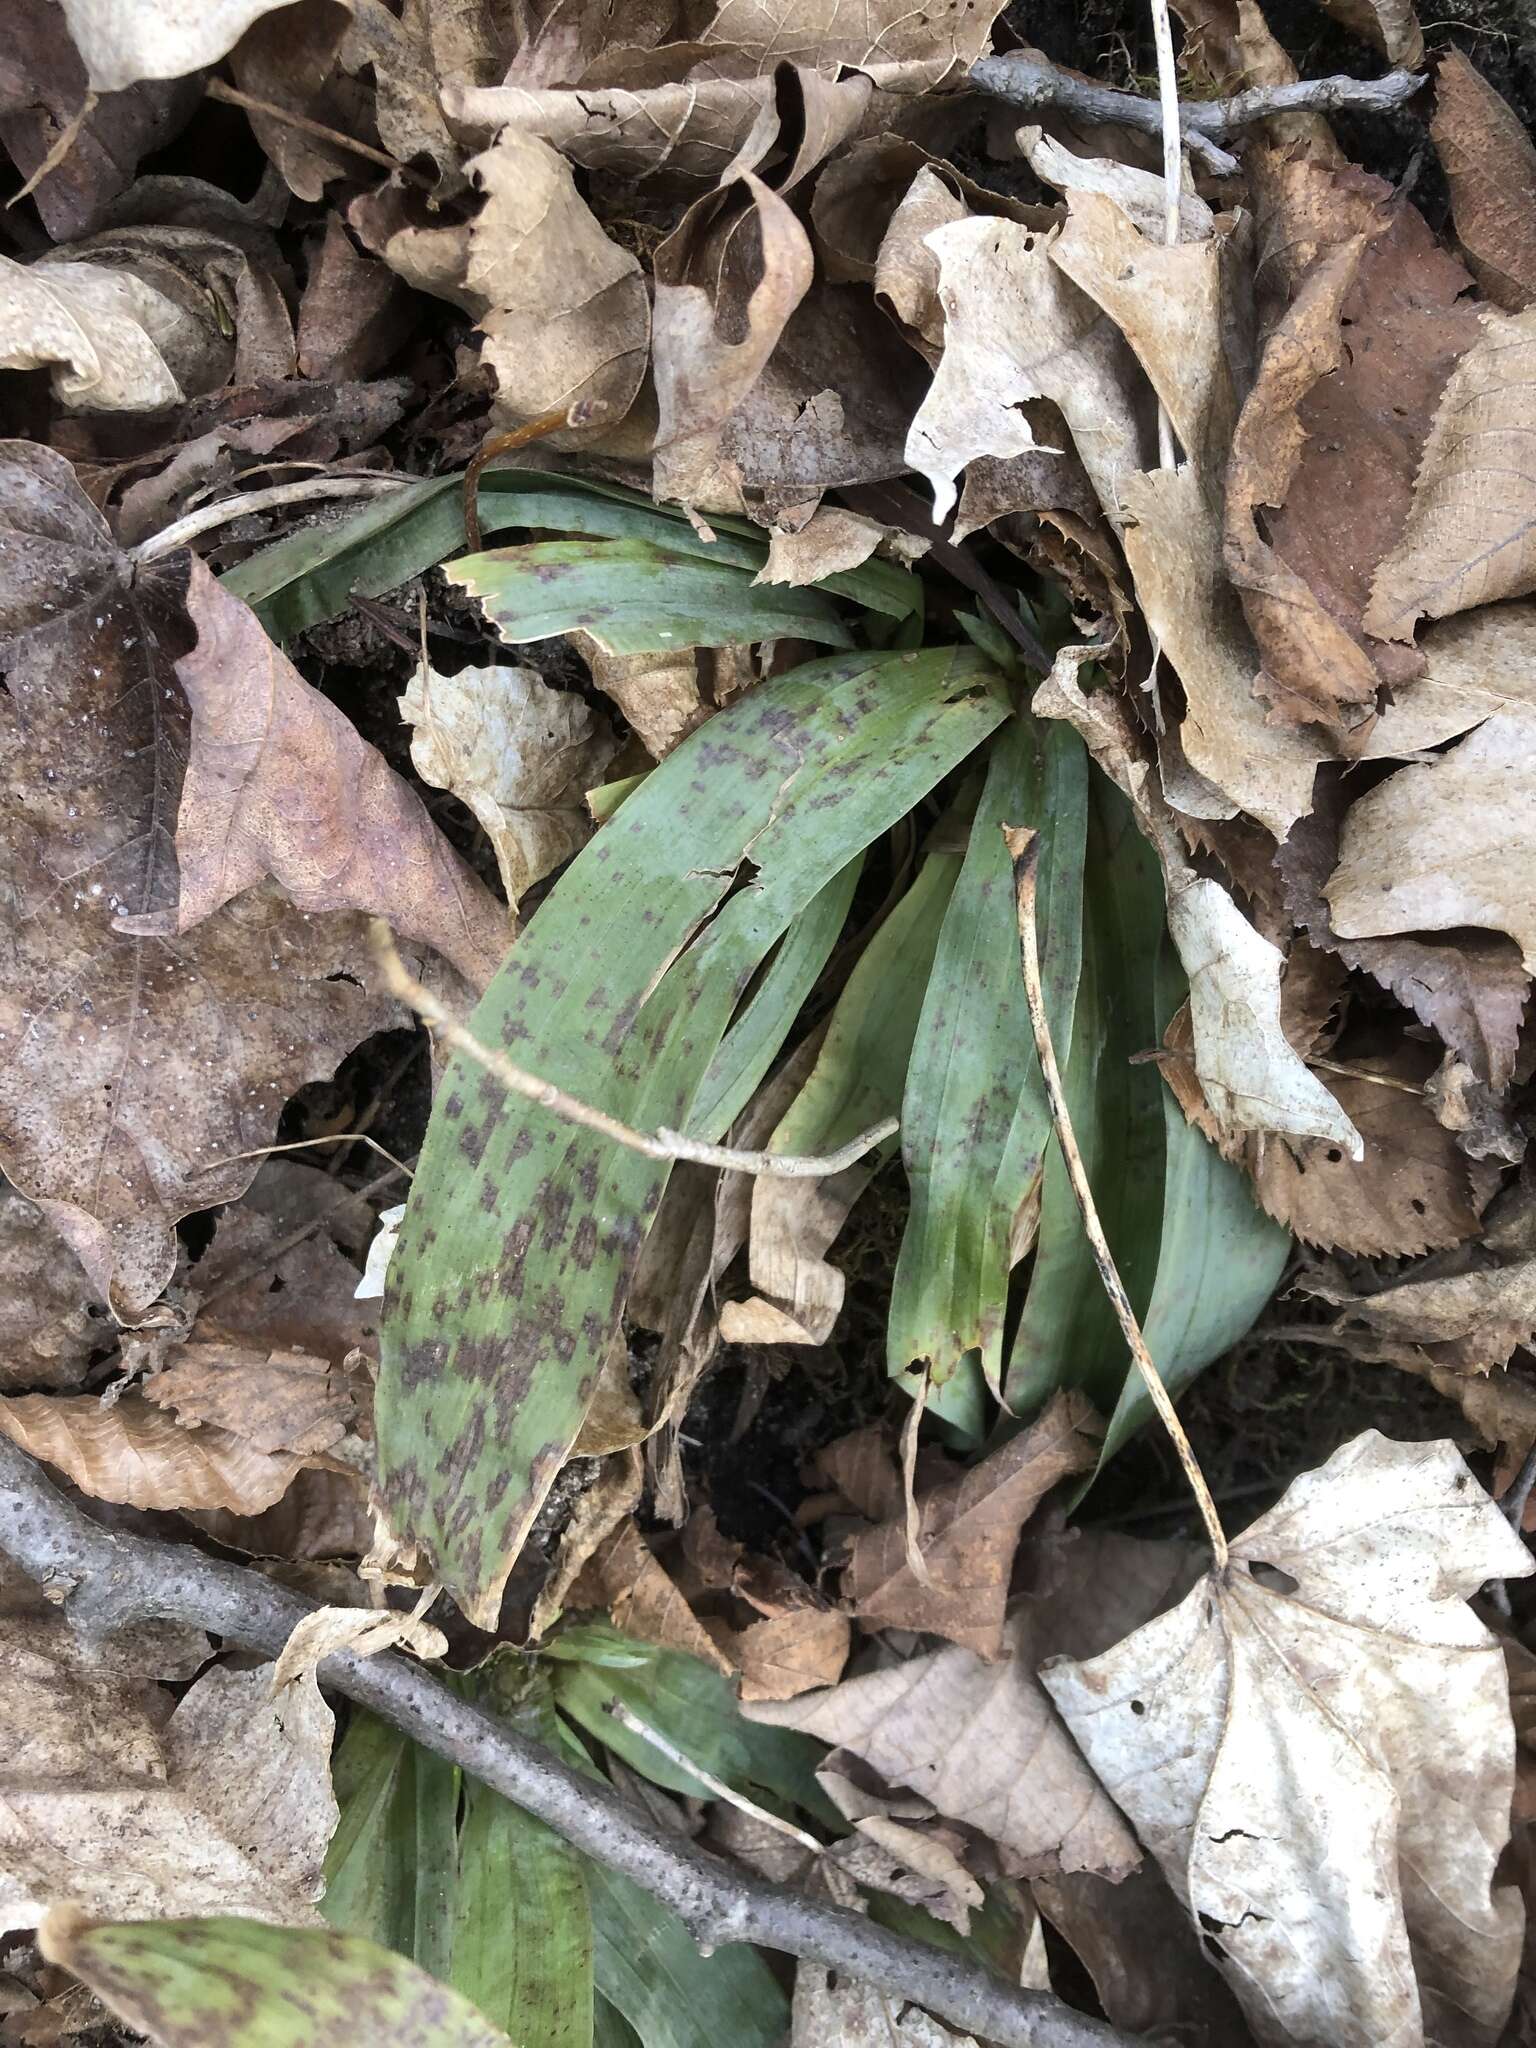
[570,1342,648,1456]
[0,1619,334,1933]
[466,128,649,439]
[58,0,297,90]
[1363,603,1536,757]
[579,641,705,761]
[757,508,885,586]
[1314,0,1423,66]
[271,1603,447,1692]
[1044,1433,1529,2048]
[529,1448,642,1643]
[124,559,510,988]
[449,71,779,185]
[733,1606,851,1703]
[1327,708,1536,972]
[143,1342,357,1456]
[1366,304,1536,638]
[1432,49,1536,312]
[1020,128,1214,242]
[906,213,1147,526]
[832,1820,983,1935]
[811,1423,903,1525]
[748,1606,1141,1881]
[719,1162,869,1347]
[842,1391,1100,1659]
[0,254,189,410]
[0,1393,313,1514]
[701,0,1004,81]
[0,1194,105,1395]
[874,164,967,355]
[794,1960,978,2047]
[401,660,615,913]
[338,0,488,193]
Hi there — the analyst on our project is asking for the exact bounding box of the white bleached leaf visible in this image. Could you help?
[355,1203,407,1303]
[59,0,297,91]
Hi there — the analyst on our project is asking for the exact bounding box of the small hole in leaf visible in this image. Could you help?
[1130,1699,1146,1716]
[1325,1147,1342,1164]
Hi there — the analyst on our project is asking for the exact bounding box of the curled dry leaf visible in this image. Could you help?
[1044,1433,1530,2048]
[757,508,886,586]
[842,1391,1101,1660]
[0,445,399,1314]
[0,1597,335,1931]
[142,1341,358,1456]
[1366,303,1536,638]
[124,559,510,989]
[1314,0,1423,64]
[579,642,706,761]
[0,253,194,412]
[0,1392,318,1515]
[271,1603,447,1691]
[1432,48,1536,313]
[400,661,615,914]
[0,1192,106,1394]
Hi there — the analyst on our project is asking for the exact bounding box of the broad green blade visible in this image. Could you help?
[379,646,1008,1626]
[595,1999,642,2048]
[43,1915,511,2048]
[588,1863,788,2048]
[889,717,1088,1439]
[690,854,862,1138]
[446,539,852,655]
[1098,934,1290,1467]
[224,468,921,643]
[550,1639,833,1822]
[413,1750,460,1987]
[321,1715,415,1956]
[1004,778,1166,1418]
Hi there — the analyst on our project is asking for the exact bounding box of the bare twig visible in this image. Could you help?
[8,93,97,209]
[196,1134,415,1179]
[1006,826,1229,1570]
[604,1701,823,1855]
[204,78,434,188]
[969,53,1424,174]
[1148,0,1182,470]
[0,1437,1130,2048]
[372,922,898,1180]
[133,476,414,561]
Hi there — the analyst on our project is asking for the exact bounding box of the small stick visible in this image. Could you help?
[1149,0,1182,470]
[371,922,898,1181]
[204,78,433,188]
[195,1134,415,1179]
[7,92,97,210]
[603,1700,822,1855]
[1005,827,1229,1570]
[462,400,604,552]
[133,475,413,561]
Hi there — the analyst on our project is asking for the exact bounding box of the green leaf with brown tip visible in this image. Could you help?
[41,1911,512,2048]
[378,645,1009,1626]
[445,538,852,655]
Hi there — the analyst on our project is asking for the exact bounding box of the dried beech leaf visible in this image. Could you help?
[143,1342,357,1456]
[578,641,706,761]
[1363,603,1536,757]
[733,1606,851,1704]
[0,1625,335,1931]
[1367,304,1536,638]
[1044,1433,1530,2048]
[843,1391,1101,1659]
[124,559,511,989]
[757,508,885,586]
[0,1392,314,1514]
[401,660,615,913]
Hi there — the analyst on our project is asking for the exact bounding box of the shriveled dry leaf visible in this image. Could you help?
[529,1448,643,1643]
[748,1604,1142,1882]
[579,641,705,761]
[58,0,298,90]
[1044,1432,1531,2048]
[0,1604,334,1931]
[401,660,614,913]
[579,1520,734,1676]
[1327,709,1536,974]
[0,1193,106,1394]
[757,508,885,586]
[124,559,510,988]
[0,253,191,412]
[271,1602,447,1691]
[188,1466,375,1563]
[0,447,401,1314]
[1432,48,1536,312]
[842,1391,1100,1659]
[465,127,649,439]
[1366,304,1536,639]
[142,1341,357,1456]
[0,1392,318,1514]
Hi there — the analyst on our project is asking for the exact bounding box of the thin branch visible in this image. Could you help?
[1148,0,1182,470]
[133,476,414,561]
[969,53,1424,175]
[1006,826,1229,1570]
[462,402,602,551]
[372,922,898,1181]
[604,1700,823,1855]
[203,78,434,188]
[7,92,97,210]
[0,1438,1131,2048]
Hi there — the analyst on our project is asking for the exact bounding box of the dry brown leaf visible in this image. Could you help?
[580,642,706,761]
[1327,708,1536,975]
[226,0,358,203]
[187,1466,375,1562]
[811,1423,904,1525]
[1432,48,1536,313]
[874,163,967,356]
[701,0,1004,81]
[1314,0,1423,65]
[0,1194,106,1395]
[733,1605,852,1704]
[0,446,399,1314]
[142,1342,358,1456]
[124,559,510,988]
[58,0,299,90]
[0,1392,318,1514]
[757,508,885,586]
[1045,1433,1529,2048]
[401,660,615,913]
[793,1964,977,2048]
[1366,303,1536,639]
[842,1391,1101,1659]
[0,1596,335,1930]
[296,215,415,381]
[528,1448,643,1644]
[1364,603,1536,758]
[579,1519,735,1676]
[465,127,649,440]
[748,1604,1141,1882]
[1021,128,1215,242]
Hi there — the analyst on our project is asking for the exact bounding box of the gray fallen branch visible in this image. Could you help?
[970,52,1424,174]
[0,1438,1133,2048]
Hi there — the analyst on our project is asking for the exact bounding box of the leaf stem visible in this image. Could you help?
[1005,826,1228,1570]
[133,475,414,561]
[371,923,898,1180]
[602,1699,823,1854]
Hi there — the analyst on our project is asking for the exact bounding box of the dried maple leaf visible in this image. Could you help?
[400,660,615,914]
[1432,49,1536,312]
[0,443,398,1313]
[841,1390,1101,1659]
[1044,1433,1530,2048]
